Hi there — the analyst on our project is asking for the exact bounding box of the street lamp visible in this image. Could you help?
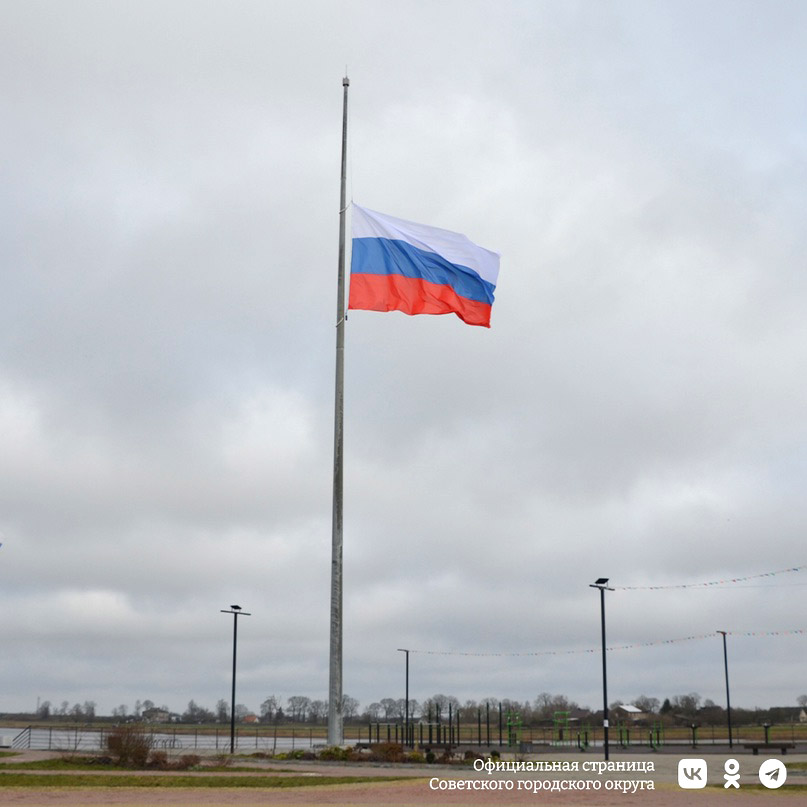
[397,649,410,747]
[590,578,614,760]
[221,605,251,753]
[717,630,733,748]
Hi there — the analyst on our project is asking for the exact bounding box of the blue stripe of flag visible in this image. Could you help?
[352,237,496,306]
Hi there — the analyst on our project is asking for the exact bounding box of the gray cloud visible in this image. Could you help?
[1,0,805,717]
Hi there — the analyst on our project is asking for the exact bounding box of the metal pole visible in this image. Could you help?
[221,607,251,754]
[398,649,409,747]
[600,587,609,760]
[328,74,349,748]
[590,579,613,761]
[718,631,733,748]
[231,612,237,753]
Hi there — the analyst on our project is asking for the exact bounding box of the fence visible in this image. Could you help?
[364,718,807,750]
[9,726,327,753]
[7,720,807,753]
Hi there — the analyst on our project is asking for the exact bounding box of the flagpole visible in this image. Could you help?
[328,75,349,747]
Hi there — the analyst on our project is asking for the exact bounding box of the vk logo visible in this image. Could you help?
[678,759,708,789]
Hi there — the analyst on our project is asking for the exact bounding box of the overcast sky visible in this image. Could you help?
[1,0,805,719]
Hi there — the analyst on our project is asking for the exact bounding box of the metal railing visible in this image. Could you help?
[6,721,805,753]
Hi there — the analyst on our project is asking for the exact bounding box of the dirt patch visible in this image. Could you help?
[0,781,800,806]
[2,752,804,806]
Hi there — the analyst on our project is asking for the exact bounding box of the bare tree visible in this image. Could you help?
[633,695,660,714]
[216,699,229,723]
[427,694,460,716]
[460,699,478,720]
[309,700,327,723]
[260,696,279,722]
[341,695,359,721]
[183,700,214,723]
[363,702,382,721]
[287,696,311,723]
[671,693,701,716]
[533,693,575,721]
[379,698,399,720]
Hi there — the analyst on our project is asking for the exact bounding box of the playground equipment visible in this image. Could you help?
[649,722,664,751]
[576,722,591,750]
[506,711,521,747]
[552,711,573,747]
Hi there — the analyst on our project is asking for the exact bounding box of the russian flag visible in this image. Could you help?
[348,205,500,328]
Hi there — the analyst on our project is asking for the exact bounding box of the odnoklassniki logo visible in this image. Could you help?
[678,759,707,789]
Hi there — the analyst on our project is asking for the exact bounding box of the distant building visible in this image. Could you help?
[613,704,646,723]
[142,708,173,723]
[800,709,807,724]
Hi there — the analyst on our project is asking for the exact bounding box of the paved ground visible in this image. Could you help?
[1,750,805,806]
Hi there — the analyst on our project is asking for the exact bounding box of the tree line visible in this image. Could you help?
[16,691,807,726]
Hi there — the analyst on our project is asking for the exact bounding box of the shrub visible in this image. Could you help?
[147,750,169,768]
[143,750,202,770]
[175,754,201,770]
[276,749,310,760]
[318,746,351,761]
[106,725,153,768]
[367,742,404,763]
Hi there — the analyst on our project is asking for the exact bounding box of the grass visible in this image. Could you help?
[0,758,293,773]
[0,772,408,789]
[0,752,340,773]
[709,784,807,793]
[0,758,129,771]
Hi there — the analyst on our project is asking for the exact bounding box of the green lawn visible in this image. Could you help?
[0,772,409,789]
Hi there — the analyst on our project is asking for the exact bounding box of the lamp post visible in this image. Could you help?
[397,649,410,747]
[717,630,733,748]
[221,605,251,753]
[590,578,614,760]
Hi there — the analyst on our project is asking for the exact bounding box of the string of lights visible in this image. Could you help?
[407,629,805,658]
[404,563,806,658]
[614,564,806,590]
